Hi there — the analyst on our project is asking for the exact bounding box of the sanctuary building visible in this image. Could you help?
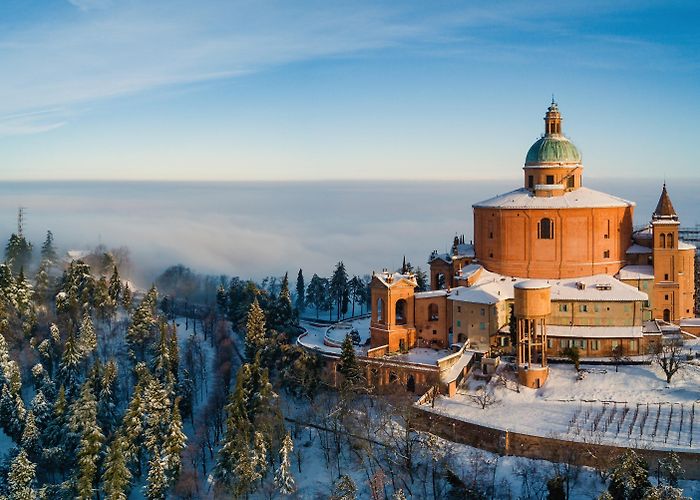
[368,102,696,389]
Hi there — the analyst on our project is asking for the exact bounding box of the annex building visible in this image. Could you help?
[367,101,696,389]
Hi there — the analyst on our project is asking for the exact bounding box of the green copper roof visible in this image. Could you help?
[525,135,581,165]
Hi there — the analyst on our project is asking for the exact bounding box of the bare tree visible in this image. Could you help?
[651,337,687,384]
[470,386,497,409]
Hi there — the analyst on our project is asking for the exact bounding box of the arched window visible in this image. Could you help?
[668,233,674,248]
[663,309,671,322]
[660,233,666,248]
[395,299,407,325]
[538,218,554,239]
[376,297,384,323]
[428,303,439,321]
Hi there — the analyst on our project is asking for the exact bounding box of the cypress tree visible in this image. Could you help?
[295,269,305,316]
[338,334,360,385]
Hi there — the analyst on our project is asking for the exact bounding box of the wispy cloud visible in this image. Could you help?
[0,1,690,136]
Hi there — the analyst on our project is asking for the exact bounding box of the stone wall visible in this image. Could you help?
[413,406,700,479]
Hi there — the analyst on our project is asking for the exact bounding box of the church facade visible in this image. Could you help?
[368,102,696,388]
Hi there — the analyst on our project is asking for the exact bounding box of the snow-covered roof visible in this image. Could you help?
[547,325,643,339]
[429,243,475,263]
[456,263,482,279]
[626,244,652,255]
[372,271,417,289]
[678,241,696,250]
[441,350,475,384]
[549,275,647,302]
[633,226,653,240]
[473,187,635,210]
[680,318,700,327]
[415,289,448,299]
[448,270,647,306]
[618,265,654,281]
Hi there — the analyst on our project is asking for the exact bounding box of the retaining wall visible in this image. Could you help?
[413,406,700,479]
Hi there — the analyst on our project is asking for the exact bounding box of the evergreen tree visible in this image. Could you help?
[349,276,363,317]
[58,330,83,400]
[40,230,57,264]
[42,385,73,470]
[338,334,360,385]
[414,266,429,292]
[94,276,112,320]
[29,390,51,433]
[607,449,651,500]
[78,312,97,359]
[331,475,357,500]
[330,261,349,320]
[121,377,146,474]
[295,269,305,316]
[163,398,187,484]
[7,449,36,500]
[122,283,133,311]
[5,233,32,275]
[0,370,26,441]
[151,322,174,388]
[145,453,167,500]
[108,265,122,306]
[271,272,293,331]
[305,274,326,319]
[101,434,132,500]
[274,431,296,495]
[126,287,158,362]
[20,410,40,460]
[34,259,51,305]
[245,298,266,361]
[216,283,228,315]
[252,430,268,482]
[69,380,105,500]
[97,360,119,438]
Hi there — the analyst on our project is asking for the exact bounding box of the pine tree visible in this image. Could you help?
[145,453,167,500]
[245,298,266,361]
[274,432,296,495]
[151,322,173,388]
[42,385,72,469]
[338,334,360,386]
[271,272,293,331]
[108,265,122,306]
[163,399,187,484]
[29,390,51,432]
[607,449,651,500]
[78,312,97,359]
[0,369,26,441]
[5,233,32,275]
[252,431,268,482]
[305,274,325,319]
[8,449,37,500]
[330,261,349,320]
[295,269,305,316]
[58,330,83,400]
[122,283,133,311]
[98,360,119,438]
[70,380,105,500]
[122,380,146,473]
[101,434,132,500]
[414,267,429,292]
[392,489,407,500]
[126,288,158,362]
[40,230,57,264]
[331,475,357,500]
[21,410,40,459]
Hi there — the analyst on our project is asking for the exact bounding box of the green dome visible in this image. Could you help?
[525,135,581,165]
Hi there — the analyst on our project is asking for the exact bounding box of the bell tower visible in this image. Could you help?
[651,183,682,322]
[544,99,562,135]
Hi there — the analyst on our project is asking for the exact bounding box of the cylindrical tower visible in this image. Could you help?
[514,280,551,388]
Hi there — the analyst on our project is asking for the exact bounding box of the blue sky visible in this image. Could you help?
[0,0,698,181]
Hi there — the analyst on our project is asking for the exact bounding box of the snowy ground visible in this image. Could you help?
[428,349,700,452]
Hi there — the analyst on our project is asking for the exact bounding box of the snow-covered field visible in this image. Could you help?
[428,351,700,452]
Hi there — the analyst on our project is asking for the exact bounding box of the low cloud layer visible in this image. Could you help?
[0,179,695,287]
